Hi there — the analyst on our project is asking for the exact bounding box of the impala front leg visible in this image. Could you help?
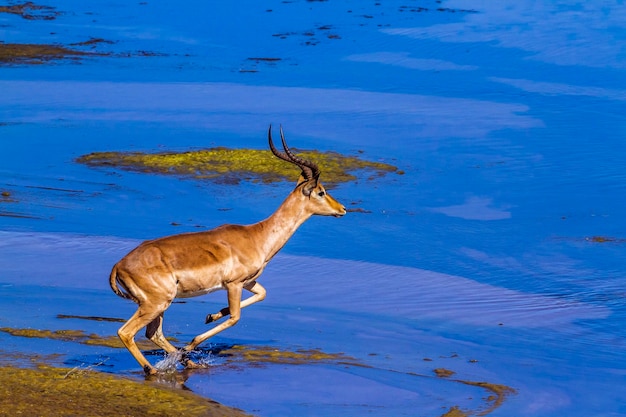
[182,283,244,368]
[206,281,266,323]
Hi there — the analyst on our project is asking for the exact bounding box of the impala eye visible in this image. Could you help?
[318,191,325,197]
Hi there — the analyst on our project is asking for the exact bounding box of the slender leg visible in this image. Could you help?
[145,313,178,353]
[206,281,267,323]
[184,283,244,354]
[118,304,164,375]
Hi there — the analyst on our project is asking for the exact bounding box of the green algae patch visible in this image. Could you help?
[0,43,92,65]
[0,2,58,20]
[218,345,514,416]
[454,380,516,416]
[0,364,250,417]
[0,327,171,350]
[76,148,399,184]
[0,2,108,66]
[0,328,514,416]
[440,407,469,417]
[220,344,360,366]
[431,373,514,416]
[434,367,456,378]
[586,235,626,244]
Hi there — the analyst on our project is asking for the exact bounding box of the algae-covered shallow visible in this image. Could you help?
[0,326,171,350]
[0,2,58,20]
[0,3,142,65]
[0,43,91,65]
[0,310,515,417]
[0,364,251,417]
[76,147,399,184]
[0,2,90,65]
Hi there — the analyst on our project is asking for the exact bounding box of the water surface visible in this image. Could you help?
[1,1,625,416]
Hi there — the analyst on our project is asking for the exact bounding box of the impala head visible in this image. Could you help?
[269,125,346,217]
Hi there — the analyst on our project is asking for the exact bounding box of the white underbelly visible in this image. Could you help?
[176,283,224,298]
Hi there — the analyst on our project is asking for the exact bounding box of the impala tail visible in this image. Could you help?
[109,265,139,303]
[110,125,346,375]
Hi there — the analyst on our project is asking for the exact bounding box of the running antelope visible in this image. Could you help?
[109,125,346,374]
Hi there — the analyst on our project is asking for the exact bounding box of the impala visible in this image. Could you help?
[109,125,346,374]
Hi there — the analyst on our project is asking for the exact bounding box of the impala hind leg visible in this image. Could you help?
[206,281,266,323]
[118,304,166,375]
[182,284,244,368]
[145,313,178,354]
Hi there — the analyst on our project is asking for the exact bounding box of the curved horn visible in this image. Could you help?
[268,125,320,181]
[279,126,320,180]
[268,124,293,164]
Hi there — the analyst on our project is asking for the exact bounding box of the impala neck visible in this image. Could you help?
[257,190,311,261]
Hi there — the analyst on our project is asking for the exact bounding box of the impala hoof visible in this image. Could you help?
[143,365,157,375]
[180,349,206,369]
[206,308,228,324]
[183,358,208,369]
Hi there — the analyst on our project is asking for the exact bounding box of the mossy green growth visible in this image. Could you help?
[0,2,58,20]
[0,327,168,350]
[76,147,399,184]
[220,344,361,366]
[0,365,250,416]
[0,43,91,65]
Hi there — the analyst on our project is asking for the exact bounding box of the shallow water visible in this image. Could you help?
[1,1,626,416]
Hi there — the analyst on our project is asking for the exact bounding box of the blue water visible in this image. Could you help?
[1,1,625,416]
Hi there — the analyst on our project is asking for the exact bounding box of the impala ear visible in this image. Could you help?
[300,175,319,197]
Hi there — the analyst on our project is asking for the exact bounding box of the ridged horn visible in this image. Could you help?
[268,124,320,181]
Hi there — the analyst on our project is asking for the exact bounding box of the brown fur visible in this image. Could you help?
[110,129,346,374]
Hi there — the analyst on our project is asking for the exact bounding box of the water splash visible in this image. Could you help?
[153,351,183,373]
[153,348,215,373]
